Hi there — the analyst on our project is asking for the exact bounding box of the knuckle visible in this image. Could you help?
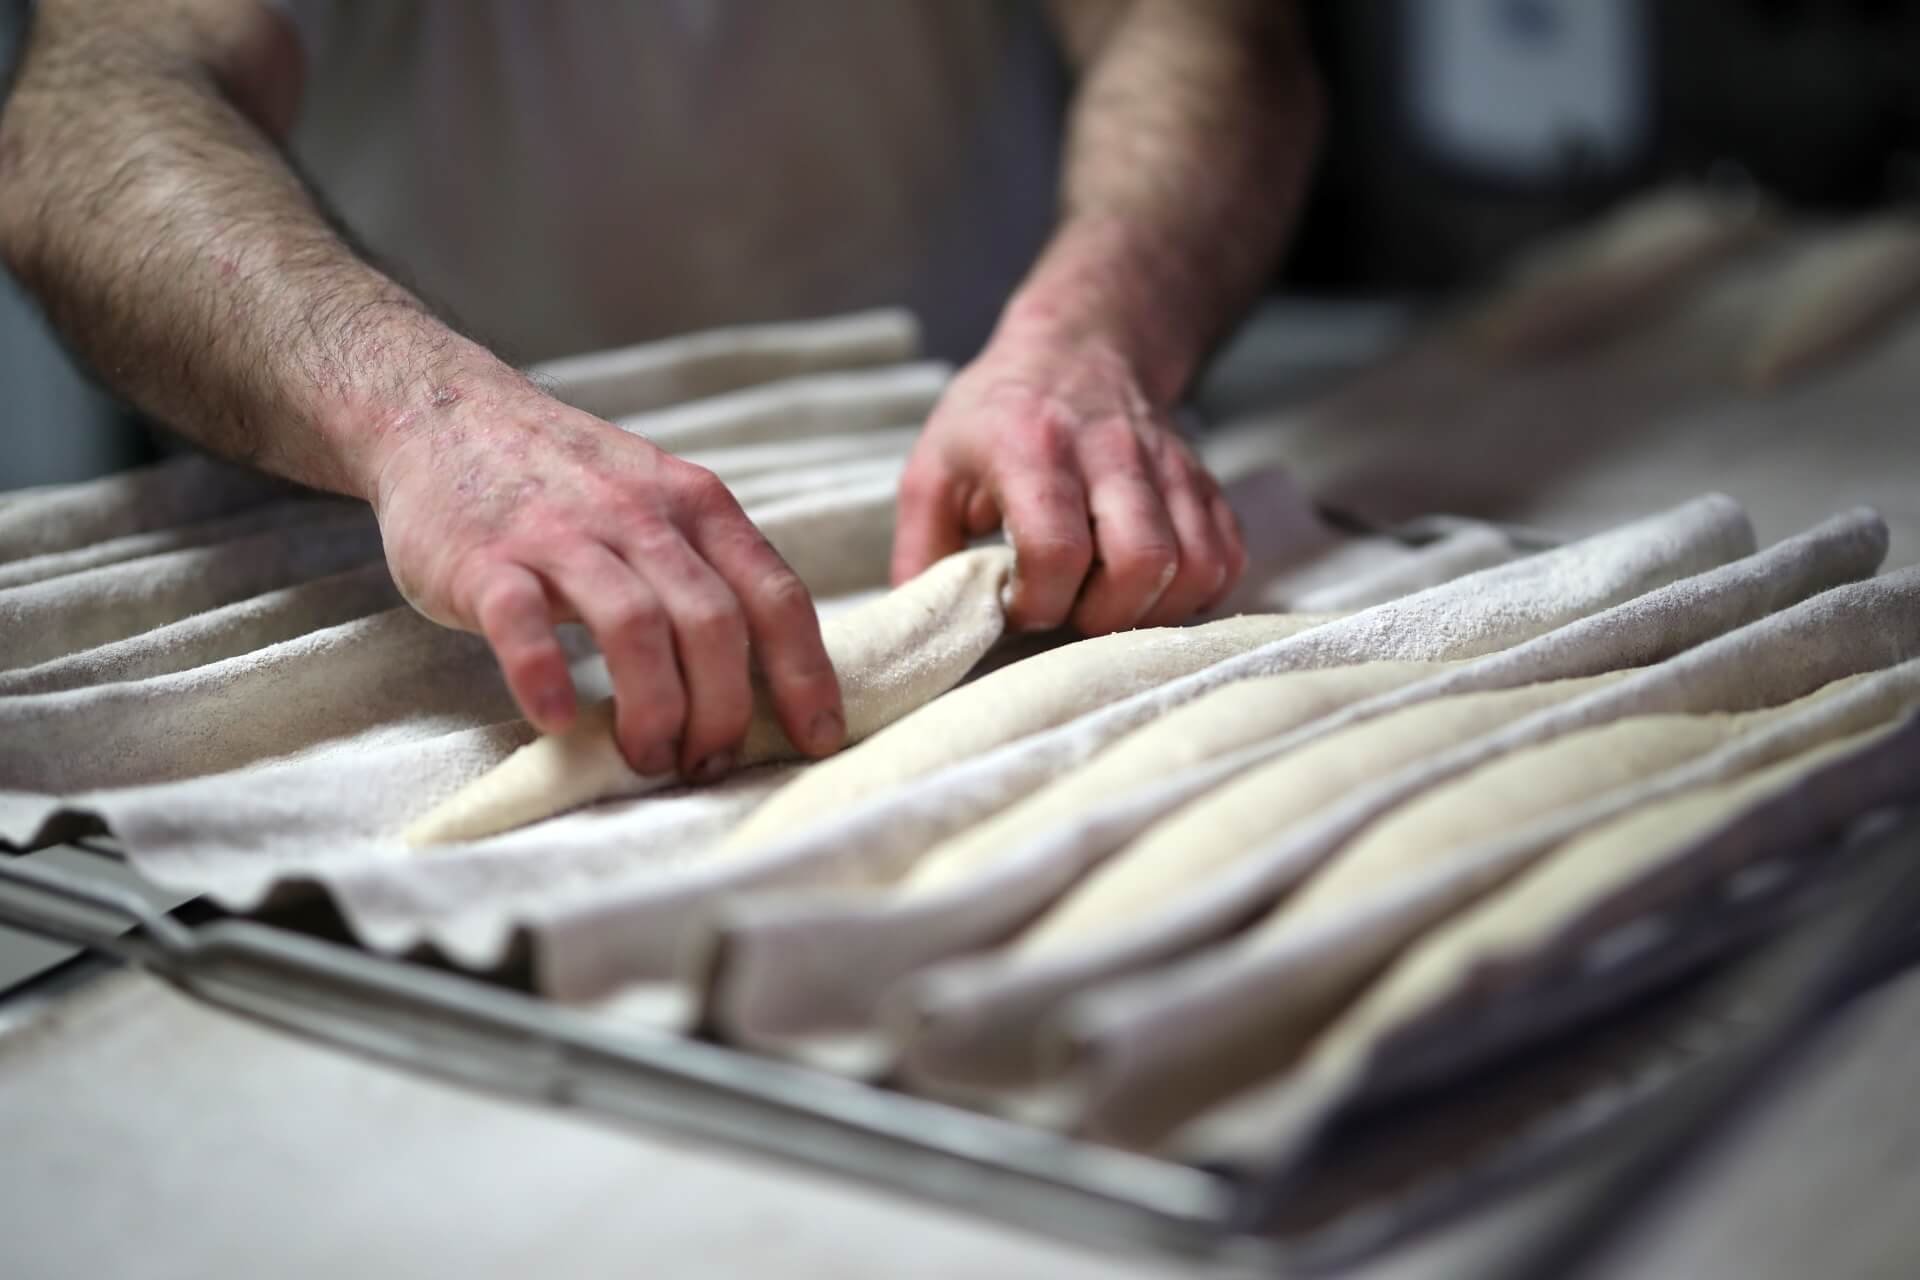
[677,593,747,646]
[1021,529,1093,576]
[1022,417,1075,460]
[677,465,734,510]
[752,567,814,618]
[1084,417,1145,460]
[1008,474,1087,525]
[604,597,666,644]
[1112,537,1179,588]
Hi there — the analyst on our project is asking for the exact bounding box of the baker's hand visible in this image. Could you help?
[371,382,845,778]
[891,337,1245,634]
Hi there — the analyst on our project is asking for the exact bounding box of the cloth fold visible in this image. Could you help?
[1,311,1543,1007]
[692,512,1881,1052]
[547,493,1750,1003]
[537,308,921,420]
[894,508,1886,1093]
[1170,708,1920,1169]
[1065,570,1920,1146]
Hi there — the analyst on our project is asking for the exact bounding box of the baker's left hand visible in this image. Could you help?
[891,333,1245,635]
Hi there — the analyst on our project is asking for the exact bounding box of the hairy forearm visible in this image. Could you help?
[1014,0,1324,404]
[0,0,515,498]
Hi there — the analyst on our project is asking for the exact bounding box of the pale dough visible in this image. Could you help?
[1266,679,1875,930]
[1471,185,1774,358]
[1019,671,1627,953]
[404,546,1016,846]
[899,660,1448,895]
[1170,722,1904,1165]
[1742,218,1920,388]
[716,611,1339,855]
[1342,723,1896,1049]
[1079,670,1919,1151]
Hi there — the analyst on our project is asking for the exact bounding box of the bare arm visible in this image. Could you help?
[0,0,843,777]
[894,0,1322,632]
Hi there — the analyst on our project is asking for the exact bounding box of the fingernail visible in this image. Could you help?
[693,751,736,784]
[639,740,678,777]
[808,708,845,753]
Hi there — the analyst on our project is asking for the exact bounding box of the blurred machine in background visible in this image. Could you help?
[1290,0,1920,290]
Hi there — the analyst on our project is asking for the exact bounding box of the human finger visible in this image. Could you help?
[1200,490,1248,612]
[540,542,687,776]
[1136,440,1232,627]
[993,422,1093,630]
[1069,423,1179,635]
[689,502,846,759]
[468,561,578,734]
[620,527,755,781]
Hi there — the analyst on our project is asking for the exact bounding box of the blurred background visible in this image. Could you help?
[5,0,1920,489]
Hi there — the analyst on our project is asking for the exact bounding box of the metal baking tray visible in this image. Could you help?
[5,807,1918,1276]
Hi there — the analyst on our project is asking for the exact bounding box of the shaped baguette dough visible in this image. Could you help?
[716,611,1339,855]
[1259,670,1889,933]
[1742,218,1920,388]
[899,660,1449,895]
[1020,670,1628,953]
[1070,671,1918,1149]
[1342,724,1892,1045]
[404,546,1016,846]
[1173,722,1900,1165]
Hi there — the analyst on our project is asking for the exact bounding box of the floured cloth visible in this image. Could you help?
[545,493,1755,1000]
[6,298,1917,1196]
[0,309,1531,994]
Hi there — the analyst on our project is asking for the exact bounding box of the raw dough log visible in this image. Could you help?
[1270,678,1871,929]
[715,612,1340,855]
[1175,718,1913,1166]
[404,546,1016,846]
[1741,218,1920,388]
[1020,671,1629,953]
[1075,667,1912,1143]
[1471,185,1774,358]
[899,660,1447,895]
[1343,727,1892,1045]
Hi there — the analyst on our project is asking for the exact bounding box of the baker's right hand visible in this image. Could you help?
[369,380,846,779]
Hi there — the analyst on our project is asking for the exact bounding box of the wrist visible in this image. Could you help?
[992,214,1207,408]
[311,315,539,504]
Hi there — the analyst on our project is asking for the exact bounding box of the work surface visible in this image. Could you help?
[3,962,1917,1279]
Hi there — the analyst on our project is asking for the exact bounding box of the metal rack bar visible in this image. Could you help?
[0,852,1253,1268]
[6,806,1915,1275]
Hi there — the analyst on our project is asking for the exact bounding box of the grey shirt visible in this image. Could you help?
[278,0,1066,363]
